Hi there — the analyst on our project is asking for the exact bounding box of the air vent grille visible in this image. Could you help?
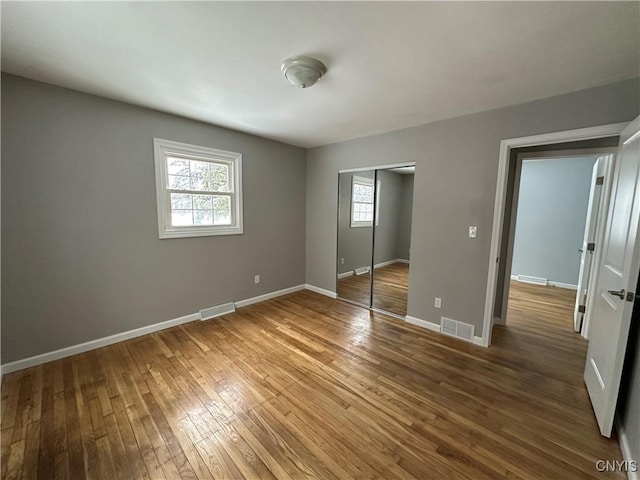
[354,266,371,275]
[440,317,475,343]
[516,275,548,286]
[199,302,236,321]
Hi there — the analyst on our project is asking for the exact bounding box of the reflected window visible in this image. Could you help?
[351,176,379,227]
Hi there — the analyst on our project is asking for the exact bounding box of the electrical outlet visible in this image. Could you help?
[434,297,442,309]
[341,258,345,265]
[468,226,477,238]
[254,275,260,284]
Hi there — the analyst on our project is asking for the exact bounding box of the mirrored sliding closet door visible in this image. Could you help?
[336,165,414,317]
[336,170,375,307]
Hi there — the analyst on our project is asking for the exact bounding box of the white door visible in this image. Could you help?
[573,157,607,332]
[584,116,640,437]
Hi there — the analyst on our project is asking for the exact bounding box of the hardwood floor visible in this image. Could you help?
[1,284,624,479]
[372,263,409,317]
[337,262,409,316]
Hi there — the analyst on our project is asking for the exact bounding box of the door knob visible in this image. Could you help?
[608,289,626,299]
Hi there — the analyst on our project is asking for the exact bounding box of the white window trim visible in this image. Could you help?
[350,176,380,228]
[154,138,243,239]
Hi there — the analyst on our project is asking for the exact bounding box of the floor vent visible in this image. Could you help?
[516,275,548,286]
[354,266,371,275]
[199,302,236,321]
[441,317,475,342]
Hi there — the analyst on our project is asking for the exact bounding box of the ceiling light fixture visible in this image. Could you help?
[281,56,327,89]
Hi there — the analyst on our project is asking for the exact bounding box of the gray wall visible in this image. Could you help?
[373,170,404,265]
[511,157,597,286]
[337,171,374,274]
[1,74,307,364]
[306,77,640,331]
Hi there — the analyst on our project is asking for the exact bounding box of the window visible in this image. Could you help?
[351,176,380,227]
[154,138,243,239]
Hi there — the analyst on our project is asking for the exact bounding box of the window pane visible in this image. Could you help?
[172,209,193,226]
[171,193,192,209]
[193,210,214,225]
[212,196,231,225]
[167,158,190,176]
[190,160,209,176]
[193,194,212,209]
[191,175,213,191]
[210,164,230,192]
[168,175,191,190]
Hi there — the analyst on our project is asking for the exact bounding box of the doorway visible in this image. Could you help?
[503,153,612,337]
[494,144,617,336]
[336,165,415,317]
[482,124,628,346]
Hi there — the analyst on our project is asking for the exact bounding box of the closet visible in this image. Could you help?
[336,165,414,317]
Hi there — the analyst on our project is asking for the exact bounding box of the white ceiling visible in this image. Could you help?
[2,2,638,148]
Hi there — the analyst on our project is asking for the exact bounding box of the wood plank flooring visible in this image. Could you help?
[372,263,409,317]
[337,262,409,316]
[1,284,625,479]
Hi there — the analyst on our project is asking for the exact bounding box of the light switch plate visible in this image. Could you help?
[468,226,477,238]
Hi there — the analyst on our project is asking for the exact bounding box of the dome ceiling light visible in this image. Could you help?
[281,56,327,89]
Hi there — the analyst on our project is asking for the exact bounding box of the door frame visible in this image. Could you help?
[481,122,629,347]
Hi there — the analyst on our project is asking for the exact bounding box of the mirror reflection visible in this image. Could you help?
[371,167,413,316]
[336,166,414,317]
[337,170,375,307]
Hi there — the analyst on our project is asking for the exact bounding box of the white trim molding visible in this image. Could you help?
[405,315,440,332]
[1,312,201,374]
[304,284,338,299]
[338,162,416,174]
[548,281,578,291]
[482,122,628,347]
[235,285,305,308]
[510,274,578,290]
[2,284,307,374]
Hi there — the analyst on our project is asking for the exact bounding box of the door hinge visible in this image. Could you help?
[578,305,586,313]
[587,242,596,252]
[626,291,635,302]
[595,176,605,186]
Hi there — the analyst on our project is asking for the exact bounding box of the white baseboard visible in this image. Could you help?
[1,311,200,374]
[339,259,409,279]
[234,284,305,308]
[405,315,440,332]
[511,274,577,290]
[548,281,578,290]
[304,284,338,299]
[617,419,640,480]
[2,284,308,375]
[374,258,399,269]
